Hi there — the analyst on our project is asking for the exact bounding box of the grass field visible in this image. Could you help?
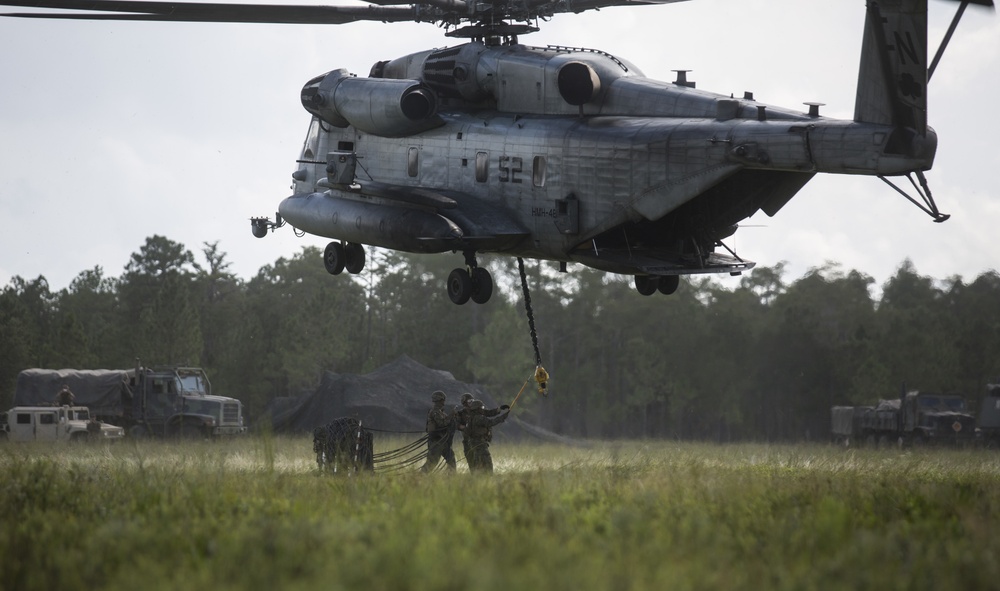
[2,435,999,591]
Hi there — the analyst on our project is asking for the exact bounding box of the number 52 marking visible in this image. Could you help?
[499,156,523,183]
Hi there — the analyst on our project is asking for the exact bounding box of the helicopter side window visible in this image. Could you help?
[407,147,419,178]
[475,152,489,183]
[533,156,547,187]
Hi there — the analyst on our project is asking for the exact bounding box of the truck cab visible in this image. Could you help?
[902,392,977,445]
[129,367,246,438]
[1,406,125,442]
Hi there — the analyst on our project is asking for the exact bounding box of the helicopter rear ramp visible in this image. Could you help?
[571,247,754,277]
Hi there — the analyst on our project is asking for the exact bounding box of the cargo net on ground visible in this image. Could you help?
[312,417,433,474]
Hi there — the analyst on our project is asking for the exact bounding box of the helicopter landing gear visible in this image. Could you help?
[344,242,366,274]
[324,241,366,276]
[634,275,657,296]
[448,252,493,305]
[634,274,680,296]
[658,275,679,295]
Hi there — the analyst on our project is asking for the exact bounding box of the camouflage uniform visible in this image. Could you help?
[455,393,475,460]
[421,391,457,472]
[463,400,509,473]
[455,394,506,465]
[56,385,74,406]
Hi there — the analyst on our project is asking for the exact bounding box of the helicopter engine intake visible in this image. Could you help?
[301,69,444,137]
[557,61,601,106]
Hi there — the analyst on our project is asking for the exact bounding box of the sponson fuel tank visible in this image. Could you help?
[278,192,463,254]
[300,68,444,137]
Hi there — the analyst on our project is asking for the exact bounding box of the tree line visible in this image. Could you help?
[3,234,999,440]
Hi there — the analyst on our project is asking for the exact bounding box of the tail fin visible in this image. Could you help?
[854,0,928,135]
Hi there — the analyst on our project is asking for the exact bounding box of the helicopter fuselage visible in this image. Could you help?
[1,0,978,304]
[278,42,936,277]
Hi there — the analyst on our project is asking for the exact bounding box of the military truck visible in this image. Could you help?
[831,391,976,447]
[1,405,125,442]
[977,384,1000,448]
[830,405,871,446]
[14,366,246,439]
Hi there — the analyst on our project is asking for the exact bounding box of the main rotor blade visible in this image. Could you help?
[0,0,425,24]
[365,0,465,9]
[526,0,690,15]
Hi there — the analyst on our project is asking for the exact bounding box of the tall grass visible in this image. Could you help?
[2,438,998,591]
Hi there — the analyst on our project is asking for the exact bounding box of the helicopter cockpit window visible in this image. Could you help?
[475,152,489,183]
[302,118,321,160]
[407,147,419,177]
[533,156,547,187]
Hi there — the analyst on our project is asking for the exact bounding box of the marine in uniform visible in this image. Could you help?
[462,399,510,473]
[421,390,457,472]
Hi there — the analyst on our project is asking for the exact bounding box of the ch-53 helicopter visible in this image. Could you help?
[2,0,992,305]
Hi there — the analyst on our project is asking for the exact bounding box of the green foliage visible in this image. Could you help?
[3,235,1000,440]
[117,236,203,366]
[2,440,999,591]
[468,300,535,404]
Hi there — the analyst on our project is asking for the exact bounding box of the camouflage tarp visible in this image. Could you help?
[15,369,132,417]
[260,355,568,442]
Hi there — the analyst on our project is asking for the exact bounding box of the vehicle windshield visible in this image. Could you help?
[941,397,967,411]
[176,371,209,395]
[917,395,967,411]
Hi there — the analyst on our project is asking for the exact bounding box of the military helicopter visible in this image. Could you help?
[2,0,993,305]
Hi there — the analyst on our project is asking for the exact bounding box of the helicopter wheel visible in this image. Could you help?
[471,267,493,304]
[657,275,680,295]
[344,242,366,274]
[324,242,346,275]
[634,275,657,296]
[447,268,473,305]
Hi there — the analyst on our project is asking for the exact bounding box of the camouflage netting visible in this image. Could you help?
[260,355,568,442]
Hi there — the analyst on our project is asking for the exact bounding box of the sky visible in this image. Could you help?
[1,0,997,295]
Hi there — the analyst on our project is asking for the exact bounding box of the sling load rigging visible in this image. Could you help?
[517,257,549,397]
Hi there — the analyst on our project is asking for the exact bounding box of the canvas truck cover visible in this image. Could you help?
[831,406,856,437]
[831,406,872,437]
[15,369,132,416]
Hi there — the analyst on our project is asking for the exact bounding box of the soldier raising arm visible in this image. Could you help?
[463,399,510,474]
